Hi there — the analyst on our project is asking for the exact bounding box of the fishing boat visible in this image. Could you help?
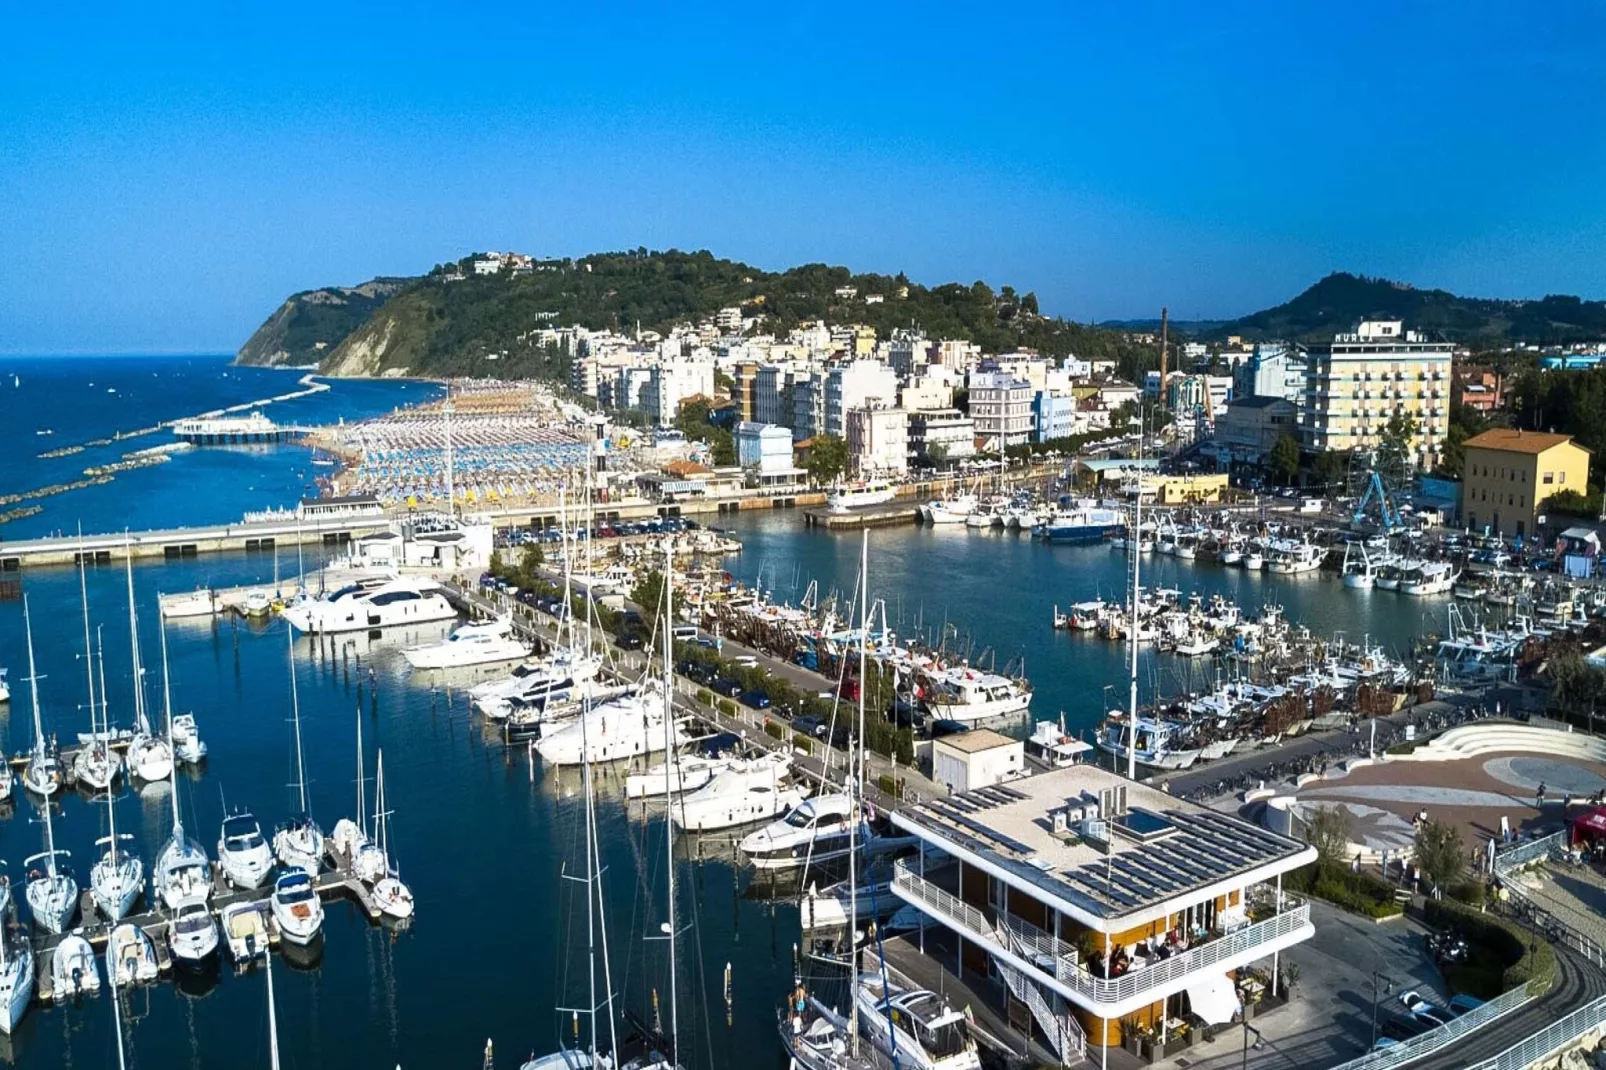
[923,494,977,525]
[1097,716,1202,771]
[281,575,458,634]
[919,667,1030,723]
[0,871,35,1033]
[855,972,980,1070]
[1400,560,1457,597]
[1042,505,1124,545]
[1265,538,1324,574]
[1243,548,1266,571]
[402,615,531,669]
[221,901,272,963]
[827,480,896,513]
[273,630,324,875]
[168,901,220,965]
[671,753,806,832]
[1340,542,1379,589]
[50,933,101,998]
[218,812,275,889]
[270,871,324,946]
[107,923,159,986]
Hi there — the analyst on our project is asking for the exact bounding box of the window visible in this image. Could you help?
[1544,472,1554,485]
[1560,472,1567,485]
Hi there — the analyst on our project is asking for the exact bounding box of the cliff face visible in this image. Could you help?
[234,279,409,367]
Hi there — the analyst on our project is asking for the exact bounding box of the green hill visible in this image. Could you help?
[1212,272,1606,345]
[235,279,408,367]
[236,249,1155,379]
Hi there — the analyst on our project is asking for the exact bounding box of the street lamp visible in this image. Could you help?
[1241,1020,1264,1070]
[1368,971,1395,1048]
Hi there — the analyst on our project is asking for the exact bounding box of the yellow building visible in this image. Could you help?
[1462,429,1590,537]
[1145,473,1230,504]
[1302,320,1453,469]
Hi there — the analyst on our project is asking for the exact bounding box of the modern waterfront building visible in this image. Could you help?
[823,359,898,438]
[1461,429,1590,537]
[907,408,977,467]
[1033,391,1078,443]
[1301,320,1453,469]
[791,373,825,442]
[888,765,1315,1060]
[968,371,1035,446]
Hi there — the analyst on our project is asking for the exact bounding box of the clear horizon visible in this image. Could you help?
[3,1,1604,354]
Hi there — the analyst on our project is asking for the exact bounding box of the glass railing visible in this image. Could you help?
[891,862,1311,1006]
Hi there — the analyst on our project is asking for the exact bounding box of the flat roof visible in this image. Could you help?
[893,764,1309,923]
[935,728,1019,754]
[1463,429,1585,455]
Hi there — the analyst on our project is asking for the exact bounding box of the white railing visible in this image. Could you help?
[996,958,1086,1066]
[1464,994,1606,1070]
[891,862,1310,1006]
[1322,981,1535,1070]
[1494,830,1606,971]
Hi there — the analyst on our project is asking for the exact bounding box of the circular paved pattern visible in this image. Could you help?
[1484,756,1606,795]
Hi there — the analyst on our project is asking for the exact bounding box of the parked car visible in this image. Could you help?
[741,689,772,710]
[929,719,970,739]
[616,631,646,651]
[791,715,827,739]
[1447,994,1485,1017]
[709,677,744,698]
[1399,992,1454,1028]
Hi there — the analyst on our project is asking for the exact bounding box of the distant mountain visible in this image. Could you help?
[1097,318,1227,335]
[235,279,409,367]
[236,249,1155,379]
[1211,272,1606,345]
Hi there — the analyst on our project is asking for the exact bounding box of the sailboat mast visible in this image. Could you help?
[288,629,308,814]
[267,943,282,1070]
[24,597,59,874]
[123,535,146,734]
[661,541,679,1059]
[585,457,620,1066]
[356,706,367,839]
[111,935,128,1070]
[78,528,97,727]
[1127,399,1144,782]
[160,616,183,837]
[848,528,869,1056]
[100,631,118,860]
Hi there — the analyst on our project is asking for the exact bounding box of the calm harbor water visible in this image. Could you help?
[0,358,1467,1068]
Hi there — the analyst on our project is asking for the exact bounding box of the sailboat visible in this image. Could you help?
[153,616,218,965]
[19,599,78,934]
[91,715,143,922]
[124,544,175,783]
[368,750,415,921]
[330,707,387,883]
[71,547,120,792]
[0,867,36,1034]
[272,628,324,875]
[19,596,61,799]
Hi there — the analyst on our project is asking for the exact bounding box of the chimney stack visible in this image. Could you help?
[1158,307,1169,400]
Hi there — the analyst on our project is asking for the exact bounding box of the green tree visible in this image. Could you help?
[1311,449,1354,491]
[1267,433,1301,484]
[806,435,850,486]
[517,543,544,587]
[1438,402,1492,479]
[631,569,665,617]
[1413,819,1466,896]
[1303,805,1354,871]
[1376,412,1419,486]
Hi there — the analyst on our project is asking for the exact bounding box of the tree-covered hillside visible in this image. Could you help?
[1213,272,1606,345]
[239,248,1159,379]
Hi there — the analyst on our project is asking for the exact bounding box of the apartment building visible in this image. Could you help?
[715,306,744,333]
[908,408,977,466]
[1302,321,1453,468]
[1461,429,1590,537]
[1235,344,1307,406]
[968,371,1036,446]
[1451,367,1504,415]
[889,765,1314,1059]
[888,330,936,376]
[791,373,825,441]
[1033,392,1079,443]
[823,359,898,438]
[643,359,715,427]
[754,362,805,428]
[845,404,909,477]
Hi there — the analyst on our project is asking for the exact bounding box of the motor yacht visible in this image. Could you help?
[218,813,275,889]
[0,760,11,804]
[403,616,531,669]
[50,933,101,999]
[671,755,806,832]
[827,480,897,513]
[281,575,458,634]
[535,688,688,766]
[172,712,207,763]
[168,901,220,966]
[856,973,981,1070]
[243,590,272,618]
[740,794,862,871]
[473,652,602,720]
[919,668,1030,723]
[107,922,160,986]
[271,871,325,945]
[624,753,729,800]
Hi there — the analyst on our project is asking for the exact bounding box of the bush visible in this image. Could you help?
[1285,862,1403,918]
[1447,879,1486,909]
[877,773,904,799]
[696,689,712,707]
[717,699,737,717]
[762,719,785,740]
[791,734,814,755]
[1424,899,1556,995]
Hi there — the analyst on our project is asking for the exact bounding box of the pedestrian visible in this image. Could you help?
[1537,781,1548,807]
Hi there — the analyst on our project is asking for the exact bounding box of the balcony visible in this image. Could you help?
[890,862,1312,1016]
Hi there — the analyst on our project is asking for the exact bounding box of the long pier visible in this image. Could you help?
[0,514,394,570]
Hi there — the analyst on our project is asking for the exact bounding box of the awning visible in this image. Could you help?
[1186,972,1241,1025]
[1573,807,1606,843]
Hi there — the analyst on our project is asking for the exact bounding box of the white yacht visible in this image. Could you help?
[828,480,897,513]
[218,812,275,889]
[0,876,35,1034]
[153,829,212,913]
[920,668,1030,723]
[472,652,602,719]
[403,615,531,669]
[0,758,11,804]
[243,590,272,618]
[172,712,207,763]
[672,754,806,832]
[0,668,7,705]
[19,604,78,934]
[740,794,862,871]
[624,753,729,800]
[19,601,61,800]
[281,575,458,634]
[923,494,977,525]
[221,901,272,962]
[168,901,220,965]
[272,871,325,946]
[856,973,981,1070]
[107,922,159,986]
[50,933,101,999]
[536,688,688,766]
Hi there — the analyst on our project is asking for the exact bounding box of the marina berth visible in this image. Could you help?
[281,575,458,634]
[534,686,687,766]
[670,753,806,832]
[740,794,864,871]
[402,615,531,669]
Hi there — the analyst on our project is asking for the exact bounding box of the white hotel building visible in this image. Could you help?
[1301,320,1454,469]
[889,765,1315,1064]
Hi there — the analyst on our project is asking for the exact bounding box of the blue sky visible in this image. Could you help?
[2,1,1603,353]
